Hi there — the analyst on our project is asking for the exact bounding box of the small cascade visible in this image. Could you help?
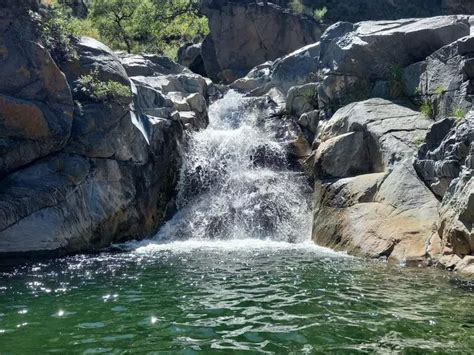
[154,90,312,243]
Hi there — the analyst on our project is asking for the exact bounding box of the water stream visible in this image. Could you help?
[152,90,312,244]
[0,92,473,353]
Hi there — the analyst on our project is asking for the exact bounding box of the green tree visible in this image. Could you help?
[90,0,208,56]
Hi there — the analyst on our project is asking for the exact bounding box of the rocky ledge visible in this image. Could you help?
[233,15,474,275]
[0,4,213,261]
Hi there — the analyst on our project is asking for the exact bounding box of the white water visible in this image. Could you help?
[140,91,313,248]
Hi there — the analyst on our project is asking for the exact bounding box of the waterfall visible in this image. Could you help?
[153,90,312,243]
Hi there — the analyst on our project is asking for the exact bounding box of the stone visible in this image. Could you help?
[201,2,323,83]
[314,131,373,179]
[60,37,130,86]
[318,16,470,111]
[177,42,206,77]
[0,8,73,177]
[286,83,319,117]
[311,98,440,265]
[419,36,474,118]
[121,53,188,77]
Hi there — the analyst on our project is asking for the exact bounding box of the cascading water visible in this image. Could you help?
[153,90,312,243]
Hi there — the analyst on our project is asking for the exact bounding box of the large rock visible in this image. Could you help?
[0,3,73,178]
[61,37,130,86]
[0,9,207,258]
[120,53,188,77]
[318,16,471,112]
[177,42,207,77]
[312,99,439,265]
[419,35,474,118]
[201,2,323,83]
[415,113,473,274]
[232,42,321,95]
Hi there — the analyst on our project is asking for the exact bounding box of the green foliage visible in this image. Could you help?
[290,0,326,22]
[414,136,425,147]
[388,65,404,99]
[452,106,467,122]
[76,69,132,104]
[314,7,328,22]
[36,3,77,62]
[290,0,306,14]
[434,86,446,96]
[420,100,434,119]
[89,0,208,58]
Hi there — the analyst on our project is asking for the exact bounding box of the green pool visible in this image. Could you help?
[0,239,473,353]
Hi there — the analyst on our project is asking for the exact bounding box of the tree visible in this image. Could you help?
[89,0,208,56]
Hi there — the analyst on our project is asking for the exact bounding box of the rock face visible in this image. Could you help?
[0,3,73,178]
[0,4,210,259]
[311,99,439,265]
[419,35,474,118]
[317,16,471,113]
[178,43,207,77]
[201,2,324,83]
[415,114,473,273]
[231,13,474,274]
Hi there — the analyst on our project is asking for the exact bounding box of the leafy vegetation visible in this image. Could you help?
[414,136,425,147]
[89,0,208,56]
[290,0,327,22]
[388,65,404,99]
[75,69,132,104]
[452,106,467,122]
[39,0,208,60]
[34,2,78,62]
[314,7,328,22]
[420,100,434,119]
[434,86,446,96]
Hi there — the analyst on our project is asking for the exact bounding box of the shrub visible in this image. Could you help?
[388,65,404,98]
[414,136,425,147]
[434,86,446,96]
[314,7,328,22]
[75,69,132,104]
[36,4,77,62]
[290,0,306,14]
[453,107,467,122]
[420,100,434,119]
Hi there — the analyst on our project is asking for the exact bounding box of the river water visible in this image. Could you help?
[0,92,473,353]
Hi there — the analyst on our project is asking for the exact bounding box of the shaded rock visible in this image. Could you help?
[177,42,207,77]
[314,131,373,179]
[0,8,73,177]
[61,37,130,86]
[286,83,319,117]
[415,115,473,198]
[201,2,323,83]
